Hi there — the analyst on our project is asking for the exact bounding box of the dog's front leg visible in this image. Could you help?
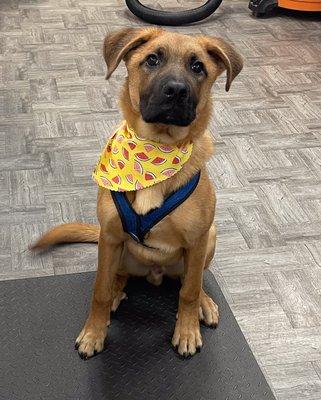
[76,232,123,359]
[172,232,208,357]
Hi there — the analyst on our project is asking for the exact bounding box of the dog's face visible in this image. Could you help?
[104,28,243,129]
[138,45,199,127]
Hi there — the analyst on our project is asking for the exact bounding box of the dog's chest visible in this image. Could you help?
[142,217,181,249]
[125,215,183,262]
[129,184,203,250]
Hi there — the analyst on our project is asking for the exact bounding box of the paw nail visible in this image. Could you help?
[78,351,87,360]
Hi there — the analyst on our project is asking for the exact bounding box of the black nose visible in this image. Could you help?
[162,80,189,101]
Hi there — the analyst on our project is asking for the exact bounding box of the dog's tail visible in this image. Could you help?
[29,223,100,251]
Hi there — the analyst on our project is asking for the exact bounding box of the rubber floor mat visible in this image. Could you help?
[0,271,275,400]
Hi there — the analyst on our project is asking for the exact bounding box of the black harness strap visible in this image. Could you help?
[111,171,201,244]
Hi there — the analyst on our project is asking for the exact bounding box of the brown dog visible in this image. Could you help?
[31,28,243,358]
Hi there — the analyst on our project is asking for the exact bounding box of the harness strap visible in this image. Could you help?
[111,171,201,244]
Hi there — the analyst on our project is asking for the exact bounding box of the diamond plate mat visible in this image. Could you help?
[0,271,275,400]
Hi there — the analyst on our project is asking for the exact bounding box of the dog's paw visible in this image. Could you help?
[75,325,108,360]
[199,292,219,328]
[172,318,202,357]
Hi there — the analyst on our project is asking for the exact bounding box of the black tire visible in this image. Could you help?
[125,0,223,26]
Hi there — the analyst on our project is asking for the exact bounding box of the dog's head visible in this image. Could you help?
[103,28,243,134]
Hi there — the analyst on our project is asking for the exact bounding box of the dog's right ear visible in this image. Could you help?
[103,28,161,79]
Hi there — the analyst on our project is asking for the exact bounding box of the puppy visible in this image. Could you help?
[31,28,243,358]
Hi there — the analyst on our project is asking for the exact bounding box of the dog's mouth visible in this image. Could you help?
[141,103,196,127]
[139,76,198,127]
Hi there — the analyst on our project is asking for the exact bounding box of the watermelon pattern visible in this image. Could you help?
[100,163,107,172]
[122,147,129,160]
[100,177,112,187]
[152,156,166,165]
[92,121,193,191]
[135,152,150,161]
[161,168,176,177]
[134,160,143,174]
[145,172,156,181]
[118,160,125,169]
[126,174,134,184]
[144,143,155,152]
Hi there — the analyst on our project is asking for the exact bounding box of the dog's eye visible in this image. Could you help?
[191,60,204,74]
[146,54,159,67]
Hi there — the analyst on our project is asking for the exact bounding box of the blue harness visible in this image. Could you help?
[111,171,201,245]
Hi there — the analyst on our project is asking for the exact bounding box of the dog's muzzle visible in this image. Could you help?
[140,76,197,127]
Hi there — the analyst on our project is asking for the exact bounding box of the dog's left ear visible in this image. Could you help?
[199,37,243,91]
[103,28,162,79]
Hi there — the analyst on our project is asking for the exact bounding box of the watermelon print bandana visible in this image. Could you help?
[92,121,193,192]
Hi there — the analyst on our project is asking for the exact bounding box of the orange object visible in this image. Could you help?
[278,0,321,11]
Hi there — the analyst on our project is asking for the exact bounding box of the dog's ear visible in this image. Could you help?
[103,28,162,79]
[199,36,243,91]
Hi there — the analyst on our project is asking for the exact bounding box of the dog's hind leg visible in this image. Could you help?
[199,289,219,328]
[199,224,219,327]
[204,224,216,269]
[111,273,128,312]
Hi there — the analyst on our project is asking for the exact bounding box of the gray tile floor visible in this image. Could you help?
[1,0,321,398]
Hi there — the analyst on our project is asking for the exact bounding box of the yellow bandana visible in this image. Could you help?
[92,121,193,192]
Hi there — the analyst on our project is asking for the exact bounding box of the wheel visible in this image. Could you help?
[249,0,278,17]
[125,0,223,26]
